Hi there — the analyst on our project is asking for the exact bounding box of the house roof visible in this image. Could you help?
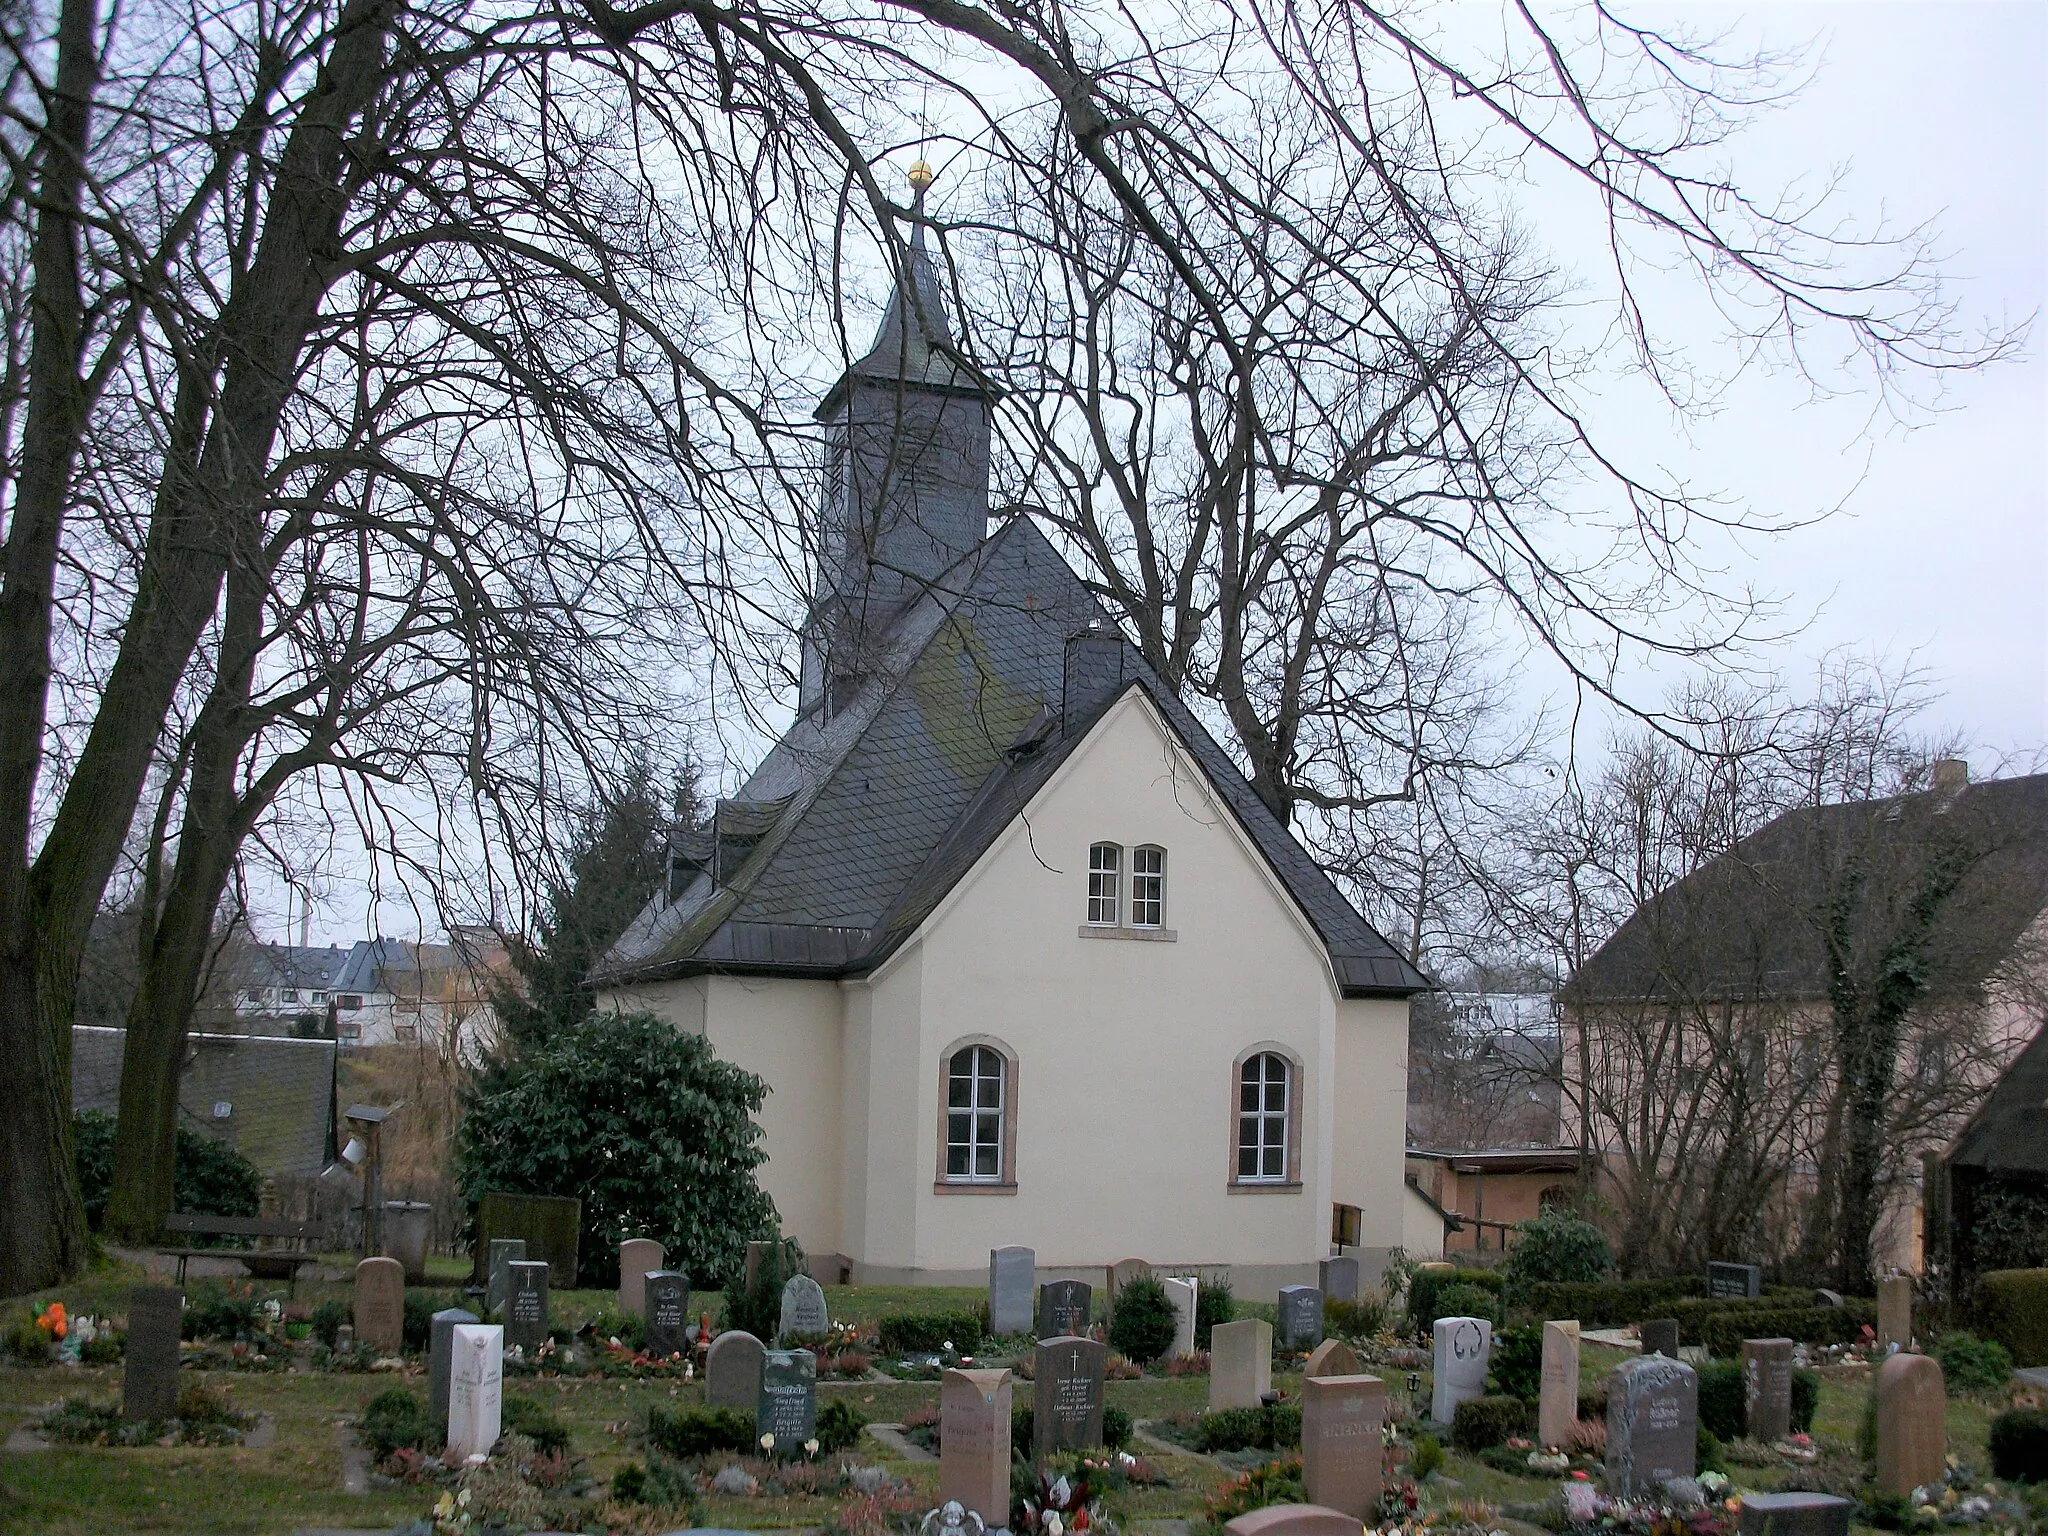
[1405,1146,1584,1175]
[71,1025,337,1177]
[1564,772,2048,1006]
[597,514,1429,998]
[1945,1022,2048,1177]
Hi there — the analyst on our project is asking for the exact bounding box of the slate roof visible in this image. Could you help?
[1565,772,2048,1006]
[1945,1022,2048,1176]
[71,1025,338,1177]
[815,221,978,413]
[598,513,1429,998]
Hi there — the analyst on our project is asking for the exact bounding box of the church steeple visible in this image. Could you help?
[802,168,994,716]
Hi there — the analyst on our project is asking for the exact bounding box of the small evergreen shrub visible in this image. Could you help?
[817,1397,868,1453]
[1197,1404,1303,1452]
[182,1287,261,1342]
[1488,1323,1543,1403]
[719,1236,805,1342]
[1004,1405,1132,1455]
[1697,1360,1745,1441]
[1103,1405,1133,1449]
[645,1404,756,1457]
[1988,1408,2048,1482]
[1410,1433,1445,1479]
[1433,1283,1501,1328]
[1791,1368,1819,1434]
[1409,1267,1505,1332]
[403,1291,463,1354]
[1936,1331,2015,1393]
[3,1315,51,1364]
[1449,1395,1530,1451]
[1697,1424,1726,1475]
[1195,1273,1236,1350]
[1974,1270,2048,1368]
[360,1388,436,1460]
[1500,1210,1614,1297]
[309,1300,348,1349]
[1326,1295,1386,1341]
[1109,1275,1178,1364]
[877,1311,985,1356]
[502,1393,570,1455]
[613,1453,702,1514]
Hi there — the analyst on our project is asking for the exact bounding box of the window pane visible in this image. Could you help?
[1241,1082,1260,1112]
[1266,1081,1285,1112]
[950,1074,972,1107]
[1263,1144,1284,1178]
[975,1142,999,1178]
[948,1144,969,1175]
[1238,1143,1259,1177]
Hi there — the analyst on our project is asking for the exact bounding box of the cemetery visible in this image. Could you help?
[0,1222,2044,1536]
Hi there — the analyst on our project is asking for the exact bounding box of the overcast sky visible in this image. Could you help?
[1593,1,2047,762]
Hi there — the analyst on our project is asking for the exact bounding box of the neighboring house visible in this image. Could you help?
[71,1024,338,1178]
[595,225,1429,1295]
[1407,990,1563,1151]
[1404,1146,1583,1258]
[1934,1018,2048,1285]
[230,929,512,1054]
[1561,766,2048,1275]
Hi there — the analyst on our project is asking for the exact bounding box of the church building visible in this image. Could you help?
[594,217,1428,1295]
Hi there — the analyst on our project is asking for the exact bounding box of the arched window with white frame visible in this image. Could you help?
[1087,842,1122,925]
[1231,1048,1302,1187]
[937,1039,1017,1189]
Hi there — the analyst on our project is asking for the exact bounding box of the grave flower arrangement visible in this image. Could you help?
[1015,1454,1125,1536]
[1541,1472,1740,1536]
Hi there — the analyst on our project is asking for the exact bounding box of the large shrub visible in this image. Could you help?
[1409,1267,1504,1331]
[456,1011,778,1288]
[1109,1275,1178,1364]
[1975,1270,2048,1368]
[1988,1408,2048,1483]
[1500,1210,1614,1298]
[1195,1273,1236,1350]
[72,1110,261,1233]
[1937,1331,2014,1393]
[1433,1282,1501,1328]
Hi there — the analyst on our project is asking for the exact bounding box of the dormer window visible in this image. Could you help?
[1131,846,1165,927]
[1087,843,1121,925]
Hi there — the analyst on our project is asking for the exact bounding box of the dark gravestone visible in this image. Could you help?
[1708,1262,1763,1300]
[1038,1280,1091,1339]
[1278,1285,1325,1350]
[1319,1256,1362,1304]
[1033,1335,1107,1455]
[707,1329,766,1408]
[475,1192,581,1288]
[1639,1318,1680,1359]
[123,1285,183,1421]
[1738,1492,1852,1536]
[505,1259,550,1354]
[1742,1337,1795,1442]
[1606,1354,1698,1497]
[644,1271,692,1360]
[485,1238,525,1316]
[430,1307,480,1433]
[757,1348,818,1454]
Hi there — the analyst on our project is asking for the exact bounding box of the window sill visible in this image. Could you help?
[933,1180,1018,1196]
[1227,1180,1303,1195]
[1077,925,1178,942]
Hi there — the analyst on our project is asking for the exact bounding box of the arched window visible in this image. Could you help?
[943,1043,1010,1184]
[1130,845,1166,927]
[1538,1184,1573,1213]
[1087,842,1122,925]
[1237,1051,1291,1182]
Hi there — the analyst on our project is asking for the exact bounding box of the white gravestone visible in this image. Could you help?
[446,1323,504,1464]
[1163,1276,1199,1359]
[779,1274,830,1342]
[1431,1315,1492,1425]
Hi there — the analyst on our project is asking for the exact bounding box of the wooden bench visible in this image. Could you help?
[160,1214,323,1294]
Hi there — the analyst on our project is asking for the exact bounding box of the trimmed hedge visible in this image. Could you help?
[1007,1404,1132,1454]
[1989,1408,2048,1482]
[646,1405,756,1457]
[1694,1302,1874,1360]
[1975,1270,2048,1368]
[877,1311,985,1357]
[1525,1276,1706,1326]
[1196,1404,1303,1452]
[1450,1395,1531,1451]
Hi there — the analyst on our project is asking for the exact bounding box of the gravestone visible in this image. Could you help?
[1109,1257,1152,1296]
[941,1367,1013,1523]
[1814,1288,1845,1309]
[447,1323,504,1463]
[706,1329,766,1408]
[122,1285,183,1421]
[1302,1373,1387,1521]
[1874,1353,1945,1498]
[1319,1256,1362,1304]
[485,1238,526,1315]
[757,1348,818,1454]
[1742,1337,1795,1442]
[1225,1507,1368,1536]
[503,1259,549,1354]
[989,1247,1036,1337]
[1605,1353,1698,1497]
[1163,1276,1199,1359]
[1211,1319,1273,1410]
[354,1256,405,1356]
[1431,1316,1491,1424]
[779,1274,830,1342]
[1033,1335,1108,1455]
[1278,1285,1325,1350]
[1305,1338,1362,1379]
[1708,1261,1763,1300]
[1539,1320,1581,1450]
[1639,1318,1680,1359]
[1878,1276,1913,1352]
[1039,1279,1092,1339]
[1737,1492,1853,1536]
[644,1271,692,1360]
[475,1191,580,1289]
[617,1239,664,1318]
[429,1307,479,1433]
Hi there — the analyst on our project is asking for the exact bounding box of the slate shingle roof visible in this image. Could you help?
[1564,772,2048,1005]
[598,514,1429,997]
[1945,1022,2048,1177]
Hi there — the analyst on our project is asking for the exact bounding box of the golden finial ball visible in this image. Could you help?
[907,159,935,193]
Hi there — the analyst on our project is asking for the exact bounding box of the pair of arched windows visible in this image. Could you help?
[935,1039,1300,1189]
[1087,842,1165,927]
